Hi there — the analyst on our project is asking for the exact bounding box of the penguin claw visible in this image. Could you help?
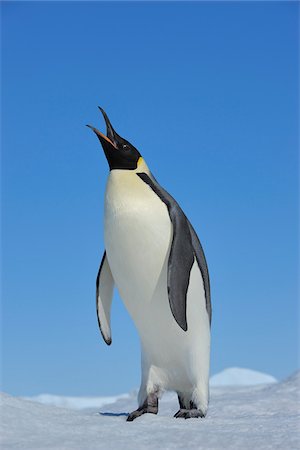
[174,409,205,419]
[174,409,188,419]
[126,410,143,422]
[127,407,158,422]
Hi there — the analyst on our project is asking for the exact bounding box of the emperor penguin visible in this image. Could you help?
[87,108,211,421]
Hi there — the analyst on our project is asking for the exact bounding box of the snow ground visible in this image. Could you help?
[1,372,299,450]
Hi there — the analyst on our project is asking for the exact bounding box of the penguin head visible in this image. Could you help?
[87,108,142,171]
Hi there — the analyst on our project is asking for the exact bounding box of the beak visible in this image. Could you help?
[98,106,116,143]
[86,107,119,149]
[86,124,117,148]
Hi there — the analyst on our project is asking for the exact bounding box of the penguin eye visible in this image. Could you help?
[122,144,130,151]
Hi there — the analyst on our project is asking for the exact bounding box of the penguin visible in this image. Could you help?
[87,108,211,421]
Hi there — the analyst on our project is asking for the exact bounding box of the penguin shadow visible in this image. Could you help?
[98,411,129,418]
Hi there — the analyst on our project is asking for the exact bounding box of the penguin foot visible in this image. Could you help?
[127,391,159,421]
[126,406,158,422]
[174,408,205,419]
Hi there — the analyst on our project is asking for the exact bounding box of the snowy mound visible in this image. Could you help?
[210,367,277,386]
[24,393,130,410]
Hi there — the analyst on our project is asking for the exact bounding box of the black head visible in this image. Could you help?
[87,107,141,170]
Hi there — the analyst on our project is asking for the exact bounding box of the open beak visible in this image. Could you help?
[86,124,117,148]
[86,107,118,149]
[98,107,116,142]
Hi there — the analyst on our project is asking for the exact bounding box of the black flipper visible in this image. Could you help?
[187,221,211,325]
[137,173,211,331]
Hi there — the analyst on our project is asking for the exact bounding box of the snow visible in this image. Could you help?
[210,367,277,386]
[1,371,299,450]
[23,393,130,410]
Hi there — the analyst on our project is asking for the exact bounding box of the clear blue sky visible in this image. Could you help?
[1,1,298,396]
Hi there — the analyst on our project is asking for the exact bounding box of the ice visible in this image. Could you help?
[1,371,299,450]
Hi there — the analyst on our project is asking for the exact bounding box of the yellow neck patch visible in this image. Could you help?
[137,157,144,167]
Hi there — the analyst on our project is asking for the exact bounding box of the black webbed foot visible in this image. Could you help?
[127,405,158,422]
[126,392,158,422]
[174,408,205,419]
[175,395,206,419]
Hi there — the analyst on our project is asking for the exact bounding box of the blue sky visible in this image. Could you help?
[1,1,298,396]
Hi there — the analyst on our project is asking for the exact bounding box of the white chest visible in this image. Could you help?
[104,170,172,304]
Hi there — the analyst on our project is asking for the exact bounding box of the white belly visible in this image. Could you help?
[104,170,171,310]
[104,170,210,392]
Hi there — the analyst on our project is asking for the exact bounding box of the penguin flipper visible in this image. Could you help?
[187,221,211,325]
[137,173,198,332]
[96,251,114,345]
